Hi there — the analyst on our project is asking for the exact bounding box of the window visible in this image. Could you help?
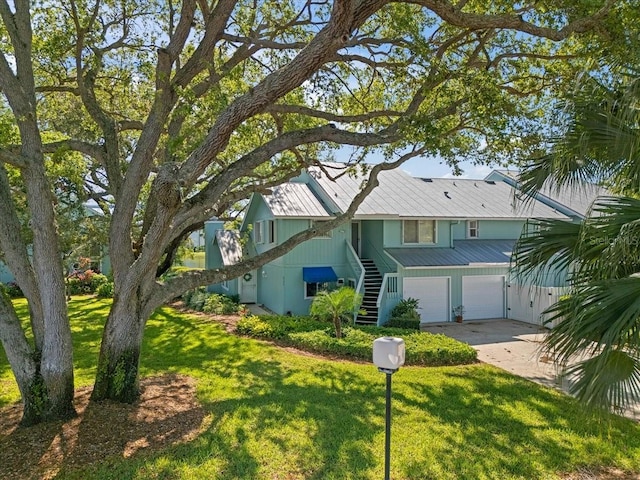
[467,220,479,238]
[221,279,229,291]
[402,220,435,244]
[305,281,329,298]
[311,220,332,239]
[267,219,276,244]
[254,221,264,244]
[347,278,356,288]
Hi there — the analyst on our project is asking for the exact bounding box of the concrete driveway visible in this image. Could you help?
[422,319,640,420]
[421,319,560,388]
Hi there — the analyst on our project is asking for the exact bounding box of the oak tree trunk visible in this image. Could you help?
[91,295,146,403]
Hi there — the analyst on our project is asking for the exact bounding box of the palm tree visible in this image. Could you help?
[513,67,640,412]
[310,287,364,339]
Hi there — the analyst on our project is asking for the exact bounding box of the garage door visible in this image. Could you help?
[462,275,505,320]
[403,277,450,323]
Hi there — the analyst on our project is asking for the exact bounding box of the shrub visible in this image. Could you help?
[203,293,241,315]
[390,298,421,320]
[90,273,109,291]
[4,281,24,298]
[96,282,114,298]
[186,290,208,311]
[66,277,83,295]
[66,269,106,294]
[236,315,476,366]
[385,318,420,330]
[236,315,327,339]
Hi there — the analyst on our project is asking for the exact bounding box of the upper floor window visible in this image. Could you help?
[467,220,479,238]
[403,220,435,244]
[267,219,276,244]
[254,220,264,244]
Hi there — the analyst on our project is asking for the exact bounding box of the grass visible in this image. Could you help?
[2,296,640,479]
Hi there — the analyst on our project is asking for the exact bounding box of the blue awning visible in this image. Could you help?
[303,266,338,283]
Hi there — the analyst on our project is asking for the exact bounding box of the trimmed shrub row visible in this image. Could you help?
[384,318,420,330]
[236,315,477,366]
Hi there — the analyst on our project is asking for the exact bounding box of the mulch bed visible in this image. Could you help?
[0,374,205,479]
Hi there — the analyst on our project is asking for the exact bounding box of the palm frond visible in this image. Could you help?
[563,349,640,412]
[544,277,640,362]
[511,218,581,285]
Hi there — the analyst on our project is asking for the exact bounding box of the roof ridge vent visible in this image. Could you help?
[422,178,433,182]
[484,180,496,185]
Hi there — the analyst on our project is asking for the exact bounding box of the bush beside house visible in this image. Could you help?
[236,314,477,366]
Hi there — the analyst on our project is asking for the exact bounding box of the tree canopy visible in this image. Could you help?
[0,0,634,424]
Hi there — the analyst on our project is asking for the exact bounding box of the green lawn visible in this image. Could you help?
[2,297,640,479]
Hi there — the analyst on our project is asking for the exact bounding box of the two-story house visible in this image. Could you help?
[206,163,570,325]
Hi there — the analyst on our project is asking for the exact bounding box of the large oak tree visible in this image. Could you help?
[0,0,628,425]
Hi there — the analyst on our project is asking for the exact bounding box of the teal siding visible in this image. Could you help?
[257,263,286,313]
[254,217,352,315]
[361,220,396,273]
[204,220,225,270]
[0,261,14,284]
[450,219,525,240]
[475,220,525,239]
[258,263,354,315]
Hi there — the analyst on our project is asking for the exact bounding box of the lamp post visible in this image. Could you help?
[373,337,405,480]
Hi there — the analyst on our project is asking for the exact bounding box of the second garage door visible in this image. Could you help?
[462,275,505,320]
[403,277,450,323]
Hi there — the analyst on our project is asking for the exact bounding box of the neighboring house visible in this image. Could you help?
[207,163,577,326]
[0,203,111,285]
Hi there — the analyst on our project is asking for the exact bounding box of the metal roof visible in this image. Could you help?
[488,169,611,218]
[263,182,331,218]
[309,163,568,219]
[536,183,610,218]
[386,239,516,267]
[215,230,242,266]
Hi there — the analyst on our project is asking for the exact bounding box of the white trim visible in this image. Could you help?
[467,220,479,238]
[402,263,509,270]
[254,220,264,244]
[304,281,330,299]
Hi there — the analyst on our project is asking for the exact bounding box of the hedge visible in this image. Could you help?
[236,315,477,366]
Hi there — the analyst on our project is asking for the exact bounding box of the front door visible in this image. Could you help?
[351,222,361,256]
[240,270,258,303]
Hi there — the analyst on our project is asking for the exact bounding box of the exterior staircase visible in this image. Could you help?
[355,259,382,325]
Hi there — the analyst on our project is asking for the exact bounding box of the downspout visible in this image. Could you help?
[449,220,460,248]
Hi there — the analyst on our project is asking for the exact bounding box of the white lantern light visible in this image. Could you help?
[373,337,406,372]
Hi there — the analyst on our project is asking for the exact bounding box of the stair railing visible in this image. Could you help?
[377,273,400,325]
[363,239,396,273]
[345,240,365,322]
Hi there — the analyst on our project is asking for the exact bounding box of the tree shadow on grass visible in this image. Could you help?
[392,364,640,480]
[4,304,640,480]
